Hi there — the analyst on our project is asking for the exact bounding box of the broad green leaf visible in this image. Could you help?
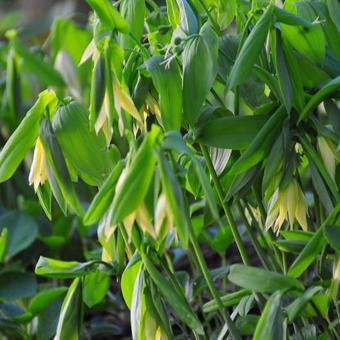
[121,256,142,309]
[0,211,38,258]
[111,126,161,224]
[0,272,37,300]
[29,287,68,315]
[87,0,128,32]
[177,0,198,35]
[230,106,286,174]
[298,76,340,123]
[50,18,91,64]
[131,267,143,340]
[40,118,83,216]
[227,5,274,89]
[83,271,110,307]
[141,252,204,334]
[254,292,283,340]
[281,2,325,64]
[288,204,340,277]
[35,256,100,279]
[157,151,190,247]
[272,30,293,113]
[197,114,269,150]
[53,101,113,186]
[203,289,251,313]
[327,0,340,33]
[83,161,123,225]
[183,23,219,125]
[228,264,304,293]
[36,183,52,220]
[120,0,145,50]
[54,278,82,340]
[14,40,65,87]
[0,90,55,182]
[324,224,340,252]
[287,286,323,321]
[145,56,182,131]
[274,6,313,27]
[167,0,180,28]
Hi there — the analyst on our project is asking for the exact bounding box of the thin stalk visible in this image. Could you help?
[189,230,242,340]
[200,144,250,266]
[196,0,220,35]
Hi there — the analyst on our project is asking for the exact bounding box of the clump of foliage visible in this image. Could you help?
[1,0,340,338]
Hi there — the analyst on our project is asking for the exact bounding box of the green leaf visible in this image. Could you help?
[54,278,82,340]
[119,0,145,50]
[177,0,198,35]
[281,4,325,64]
[53,101,113,186]
[157,151,190,247]
[327,0,340,33]
[14,40,65,87]
[35,256,100,279]
[298,76,340,123]
[39,118,83,216]
[183,23,219,125]
[83,161,123,225]
[0,228,7,261]
[0,272,37,300]
[29,287,68,315]
[272,30,293,113]
[227,5,274,89]
[145,56,182,131]
[83,271,110,307]
[111,126,161,224]
[0,90,56,183]
[228,264,304,293]
[324,224,340,252]
[0,211,38,258]
[197,114,269,150]
[254,292,283,340]
[288,204,340,277]
[202,289,251,313]
[141,252,204,334]
[274,6,313,27]
[325,99,340,137]
[230,106,286,174]
[121,255,142,309]
[287,286,323,321]
[166,0,180,28]
[87,0,128,32]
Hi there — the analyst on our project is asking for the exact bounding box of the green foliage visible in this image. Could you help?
[0,0,340,339]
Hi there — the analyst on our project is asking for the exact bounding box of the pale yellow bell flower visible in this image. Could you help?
[28,137,48,192]
[266,179,308,234]
[97,207,116,262]
[113,78,142,122]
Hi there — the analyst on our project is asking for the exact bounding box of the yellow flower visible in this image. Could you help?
[265,179,308,234]
[28,137,48,192]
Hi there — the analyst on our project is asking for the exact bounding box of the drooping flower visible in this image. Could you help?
[28,137,48,192]
[265,179,308,234]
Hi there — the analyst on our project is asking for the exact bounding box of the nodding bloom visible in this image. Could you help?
[265,179,308,234]
[28,137,48,192]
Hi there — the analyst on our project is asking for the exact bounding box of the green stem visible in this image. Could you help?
[189,231,241,340]
[196,0,221,35]
[200,144,251,266]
